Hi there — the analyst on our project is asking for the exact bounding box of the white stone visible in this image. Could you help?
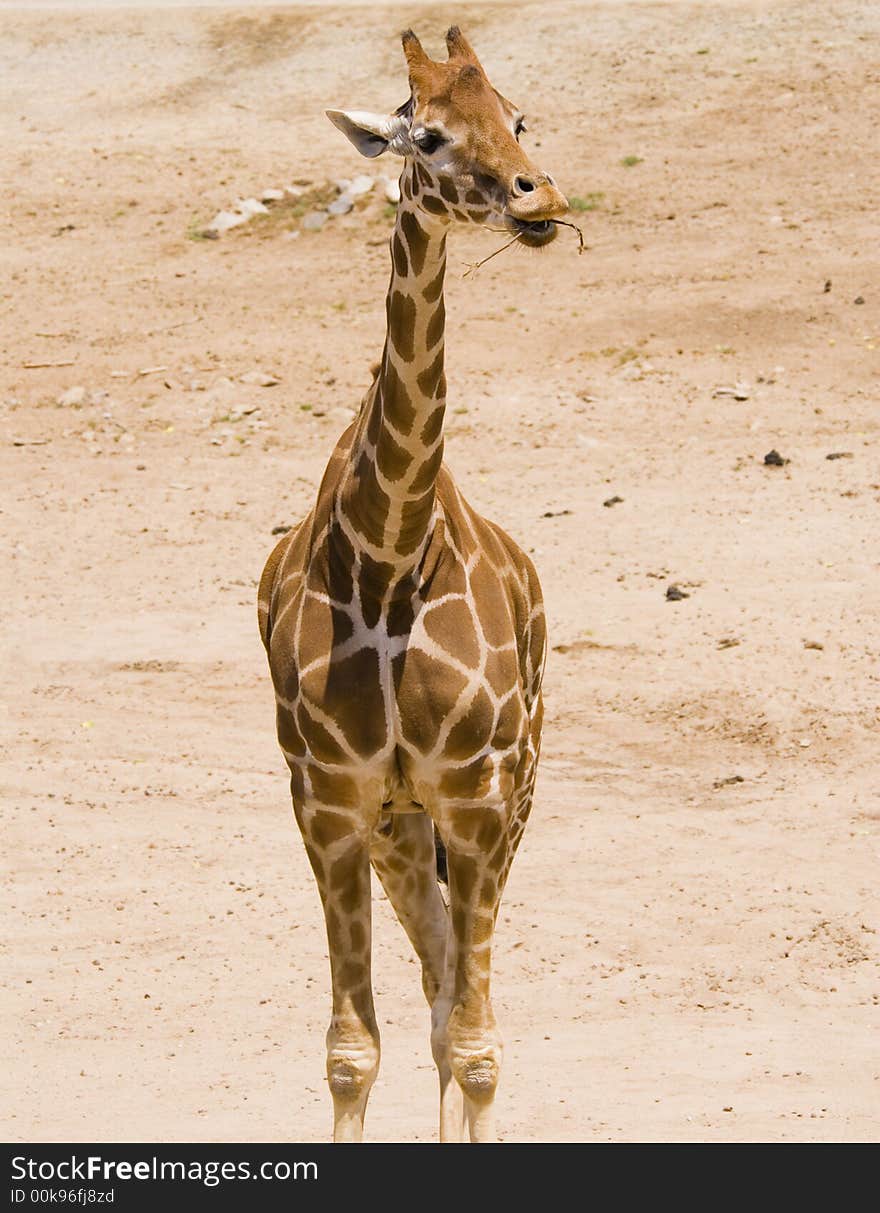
[236,197,269,218]
[57,386,86,407]
[239,371,280,387]
[712,383,750,401]
[349,174,375,197]
[383,176,401,204]
[261,188,285,203]
[207,209,247,234]
[301,211,327,231]
[327,194,354,216]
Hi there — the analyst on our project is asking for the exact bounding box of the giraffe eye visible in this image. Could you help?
[416,131,445,155]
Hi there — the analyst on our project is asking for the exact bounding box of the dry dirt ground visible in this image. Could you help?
[2,0,879,1143]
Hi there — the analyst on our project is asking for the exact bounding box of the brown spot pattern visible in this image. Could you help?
[392,230,408,278]
[376,425,414,483]
[438,176,459,203]
[424,598,481,668]
[388,290,416,362]
[422,264,445,303]
[416,349,445,398]
[400,209,428,277]
[426,298,445,351]
[325,645,386,756]
[422,194,448,216]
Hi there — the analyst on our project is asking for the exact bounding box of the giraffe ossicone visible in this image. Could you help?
[258,26,568,1143]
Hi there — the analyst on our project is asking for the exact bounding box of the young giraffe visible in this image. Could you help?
[258,27,568,1142]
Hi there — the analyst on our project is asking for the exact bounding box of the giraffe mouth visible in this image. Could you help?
[505,216,559,248]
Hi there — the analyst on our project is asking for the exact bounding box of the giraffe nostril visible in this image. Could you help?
[514,175,536,194]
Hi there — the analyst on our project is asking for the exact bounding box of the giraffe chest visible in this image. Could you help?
[272,576,529,806]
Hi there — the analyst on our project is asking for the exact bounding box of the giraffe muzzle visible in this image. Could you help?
[505,215,559,248]
[504,178,569,246]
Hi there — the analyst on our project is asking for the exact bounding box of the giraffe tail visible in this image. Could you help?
[433,827,448,887]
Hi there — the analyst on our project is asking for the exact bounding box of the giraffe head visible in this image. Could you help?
[327,26,569,248]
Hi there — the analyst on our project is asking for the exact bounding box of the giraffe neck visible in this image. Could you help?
[338,164,449,577]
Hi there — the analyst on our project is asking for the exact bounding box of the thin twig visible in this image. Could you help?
[22,359,75,369]
[464,217,587,279]
[147,317,201,337]
[552,218,587,252]
[462,231,524,278]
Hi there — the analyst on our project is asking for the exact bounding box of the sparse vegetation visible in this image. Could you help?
[569,192,604,212]
[621,155,643,168]
[244,184,337,238]
[185,217,213,241]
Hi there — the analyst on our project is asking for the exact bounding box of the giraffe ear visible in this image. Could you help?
[326,109,410,158]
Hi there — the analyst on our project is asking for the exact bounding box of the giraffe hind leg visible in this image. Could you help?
[370,811,465,1141]
[439,793,532,1144]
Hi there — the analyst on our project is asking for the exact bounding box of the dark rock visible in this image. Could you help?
[666,584,690,601]
[763,449,789,466]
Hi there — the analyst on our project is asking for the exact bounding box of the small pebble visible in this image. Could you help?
[763,449,789,466]
[665,584,690,601]
[206,210,248,235]
[56,386,86,407]
[236,197,268,218]
[301,211,327,232]
[239,372,280,387]
[349,174,375,197]
[327,194,354,216]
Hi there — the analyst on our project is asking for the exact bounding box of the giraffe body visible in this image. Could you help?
[258,26,566,1142]
[260,452,544,820]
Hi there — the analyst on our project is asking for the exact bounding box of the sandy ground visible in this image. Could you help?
[2,0,879,1143]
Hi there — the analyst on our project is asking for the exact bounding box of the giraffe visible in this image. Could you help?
[258,26,568,1143]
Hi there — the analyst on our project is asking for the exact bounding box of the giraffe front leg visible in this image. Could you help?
[439,800,513,1144]
[295,800,379,1143]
